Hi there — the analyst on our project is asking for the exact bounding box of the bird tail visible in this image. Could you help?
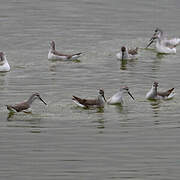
[72,52,82,56]
[168,88,174,94]
[6,105,16,112]
[167,88,174,96]
[72,96,81,102]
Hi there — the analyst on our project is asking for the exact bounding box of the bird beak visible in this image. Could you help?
[39,96,47,105]
[146,38,155,48]
[103,95,106,102]
[149,33,156,41]
[122,51,125,60]
[128,91,135,100]
[146,33,157,48]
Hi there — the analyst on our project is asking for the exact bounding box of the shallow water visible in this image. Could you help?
[0,0,180,179]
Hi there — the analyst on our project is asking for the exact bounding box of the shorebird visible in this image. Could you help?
[48,41,82,60]
[6,93,47,113]
[0,52,10,72]
[116,46,138,60]
[72,89,106,108]
[107,86,134,105]
[146,28,179,53]
[146,82,175,100]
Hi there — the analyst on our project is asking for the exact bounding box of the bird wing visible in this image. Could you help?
[167,38,180,46]
[72,96,98,107]
[52,50,81,59]
[67,52,82,59]
[164,42,176,49]
[12,102,30,112]
[128,48,138,55]
[157,88,174,97]
[52,50,70,57]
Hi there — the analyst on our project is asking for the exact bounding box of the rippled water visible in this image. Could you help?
[0,0,180,179]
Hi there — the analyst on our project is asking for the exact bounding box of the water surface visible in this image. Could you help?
[0,0,180,179]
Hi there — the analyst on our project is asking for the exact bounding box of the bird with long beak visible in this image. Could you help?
[6,93,47,113]
[72,89,106,108]
[146,82,175,100]
[116,46,138,60]
[48,40,82,60]
[107,86,134,105]
[147,29,177,54]
[146,28,180,49]
[0,52,10,72]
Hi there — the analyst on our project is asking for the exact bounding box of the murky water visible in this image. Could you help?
[0,0,180,179]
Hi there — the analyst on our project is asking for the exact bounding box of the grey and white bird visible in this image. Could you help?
[146,82,175,100]
[107,86,134,105]
[48,41,82,60]
[146,28,180,52]
[72,89,106,108]
[116,46,138,60]
[6,93,47,113]
[0,52,10,72]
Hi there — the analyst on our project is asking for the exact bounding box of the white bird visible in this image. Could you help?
[0,52,10,72]
[146,28,180,54]
[107,86,134,105]
[116,46,138,60]
[146,82,175,100]
[72,89,106,108]
[48,41,82,61]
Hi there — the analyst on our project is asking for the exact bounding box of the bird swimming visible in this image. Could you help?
[116,46,138,60]
[146,82,175,100]
[107,86,134,105]
[72,89,106,108]
[146,28,180,54]
[6,93,47,113]
[0,52,10,72]
[48,41,82,60]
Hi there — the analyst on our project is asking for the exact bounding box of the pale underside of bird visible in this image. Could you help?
[72,89,106,108]
[48,41,82,61]
[146,82,175,100]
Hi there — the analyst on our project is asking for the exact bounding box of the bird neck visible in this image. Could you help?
[119,90,124,99]
[122,49,129,58]
[0,55,7,64]
[156,36,162,45]
[98,95,105,105]
[151,86,158,96]
[27,95,37,105]
[158,30,164,40]
[51,43,55,51]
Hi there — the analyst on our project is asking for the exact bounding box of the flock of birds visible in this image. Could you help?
[0,28,180,114]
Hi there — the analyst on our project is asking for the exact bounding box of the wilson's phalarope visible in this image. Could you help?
[147,28,180,48]
[0,52,10,72]
[146,28,179,54]
[48,41,82,60]
[72,89,106,108]
[146,82,175,100]
[107,86,134,105]
[116,46,138,60]
[6,93,47,113]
